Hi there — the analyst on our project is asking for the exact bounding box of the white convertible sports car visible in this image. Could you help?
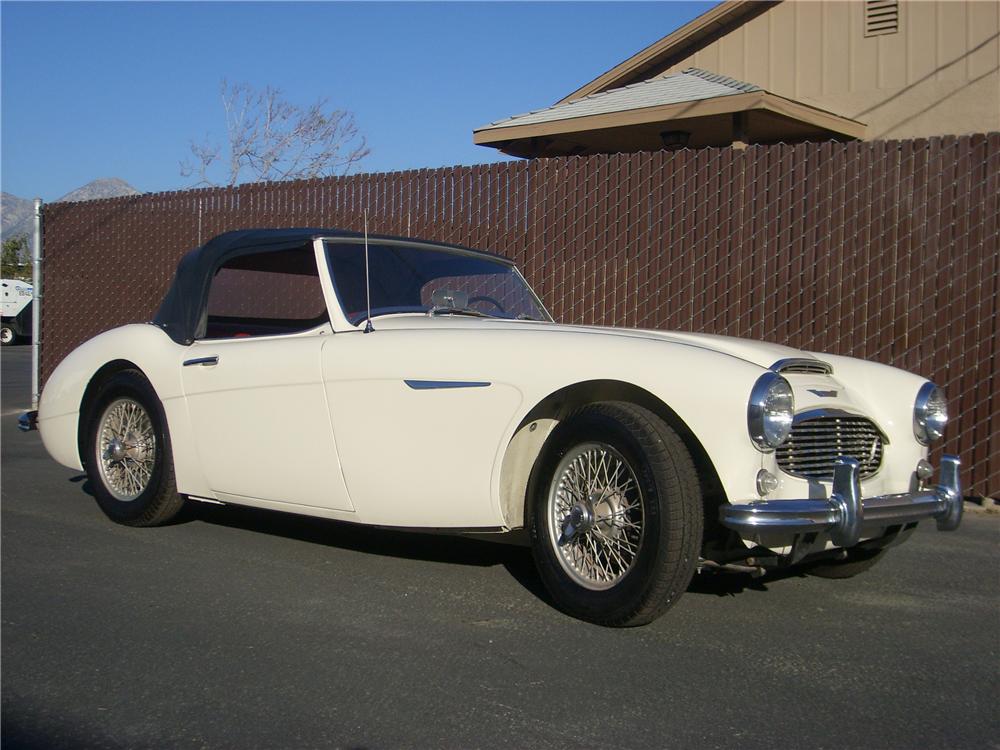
[34,229,962,626]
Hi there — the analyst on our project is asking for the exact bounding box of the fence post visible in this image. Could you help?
[31,198,43,410]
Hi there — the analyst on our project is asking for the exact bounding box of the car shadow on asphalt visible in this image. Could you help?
[178,500,812,604]
[72,473,547,595]
[688,566,808,597]
[180,499,556,606]
[70,474,800,608]
[1,711,130,750]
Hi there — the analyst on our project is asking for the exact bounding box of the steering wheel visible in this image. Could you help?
[468,295,506,314]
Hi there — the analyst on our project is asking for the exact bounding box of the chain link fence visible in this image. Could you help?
[40,134,999,496]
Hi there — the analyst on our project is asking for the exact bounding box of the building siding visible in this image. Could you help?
[662,0,999,140]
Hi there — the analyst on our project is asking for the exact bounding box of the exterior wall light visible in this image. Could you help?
[659,130,691,150]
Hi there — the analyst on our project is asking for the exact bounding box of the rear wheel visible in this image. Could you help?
[530,402,702,627]
[84,370,184,526]
[0,325,15,346]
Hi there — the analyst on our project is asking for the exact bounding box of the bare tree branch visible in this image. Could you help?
[181,80,370,187]
[179,139,221,188]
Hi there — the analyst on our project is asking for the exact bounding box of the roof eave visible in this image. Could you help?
[473,91,867,147]
[557,0,779,104]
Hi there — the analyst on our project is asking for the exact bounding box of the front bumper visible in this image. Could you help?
[720,456,962,548]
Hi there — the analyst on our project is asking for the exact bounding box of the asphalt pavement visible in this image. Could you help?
[2,344,998,750]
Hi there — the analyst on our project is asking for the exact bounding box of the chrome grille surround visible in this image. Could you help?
[776,412,884,481]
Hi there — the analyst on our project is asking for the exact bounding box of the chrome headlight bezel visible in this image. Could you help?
[748,372,795,452]
[913,382,948,445]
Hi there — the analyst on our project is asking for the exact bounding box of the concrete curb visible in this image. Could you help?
[964,497,999,516]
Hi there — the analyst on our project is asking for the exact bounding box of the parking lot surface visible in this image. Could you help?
[2,345,997,749]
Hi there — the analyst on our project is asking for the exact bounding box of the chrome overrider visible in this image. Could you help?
[720,455,963,547]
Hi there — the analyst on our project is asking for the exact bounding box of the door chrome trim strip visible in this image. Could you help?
[404,380,491,390]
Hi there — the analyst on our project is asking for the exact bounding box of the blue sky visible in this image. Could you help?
[1,1,714,201]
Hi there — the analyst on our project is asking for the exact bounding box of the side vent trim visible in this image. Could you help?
[404,380,491,390]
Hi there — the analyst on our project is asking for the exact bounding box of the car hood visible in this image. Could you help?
[365,316,816,371]
[563,324,812,369]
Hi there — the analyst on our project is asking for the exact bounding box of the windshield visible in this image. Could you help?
[324,239,550,325]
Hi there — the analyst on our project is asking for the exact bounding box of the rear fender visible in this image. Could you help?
[38,324,210,496]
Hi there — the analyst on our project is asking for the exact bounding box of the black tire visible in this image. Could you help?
[529,401,702,627]
[0,325,14,346]
[83,369,184,527]
[804,547,887,579]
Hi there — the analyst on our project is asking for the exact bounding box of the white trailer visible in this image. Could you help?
[1,278,33,345]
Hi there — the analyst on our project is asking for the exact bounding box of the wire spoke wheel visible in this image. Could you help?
[84,370,184,527]
[547,442,644,591]
[96,397,157,502]
[531,402,701,626]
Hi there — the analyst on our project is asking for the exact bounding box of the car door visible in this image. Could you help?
[318,328,522,528]
[180,244,354,512]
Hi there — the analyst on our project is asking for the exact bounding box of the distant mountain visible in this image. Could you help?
[2,178,140,241]
[56,177,140,204]
[1,193,35,242]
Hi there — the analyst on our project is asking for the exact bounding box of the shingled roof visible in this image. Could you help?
[557,1,779,103]
[477,69,761,132]
[474,64,865,158]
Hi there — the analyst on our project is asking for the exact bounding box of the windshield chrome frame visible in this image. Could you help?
[318,236,552,330]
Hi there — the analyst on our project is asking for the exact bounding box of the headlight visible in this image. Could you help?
[748,372,794,451]
[914,382,947,444]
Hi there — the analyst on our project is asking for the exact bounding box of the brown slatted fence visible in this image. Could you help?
[39,135,1000,497]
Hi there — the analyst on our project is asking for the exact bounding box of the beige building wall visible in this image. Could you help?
[661,0,999,140]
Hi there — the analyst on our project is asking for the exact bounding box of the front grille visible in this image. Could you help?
[776,415,884,480]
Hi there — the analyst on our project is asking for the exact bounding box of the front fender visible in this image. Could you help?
[491,332,767,528]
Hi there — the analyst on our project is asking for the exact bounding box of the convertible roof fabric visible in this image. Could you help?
[152,228,510,344]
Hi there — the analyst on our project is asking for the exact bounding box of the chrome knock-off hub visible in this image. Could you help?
[592,492,625,539]
[104,436,126,463]
[558,499,595,545]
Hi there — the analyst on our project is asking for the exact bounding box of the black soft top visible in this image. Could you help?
[152,228,511,345]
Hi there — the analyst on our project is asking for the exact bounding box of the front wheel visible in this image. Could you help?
[0,325,15,346]
[84,370,185,527]
[529,402,702,627]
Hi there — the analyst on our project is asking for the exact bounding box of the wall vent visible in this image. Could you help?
[865,0,899,37]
